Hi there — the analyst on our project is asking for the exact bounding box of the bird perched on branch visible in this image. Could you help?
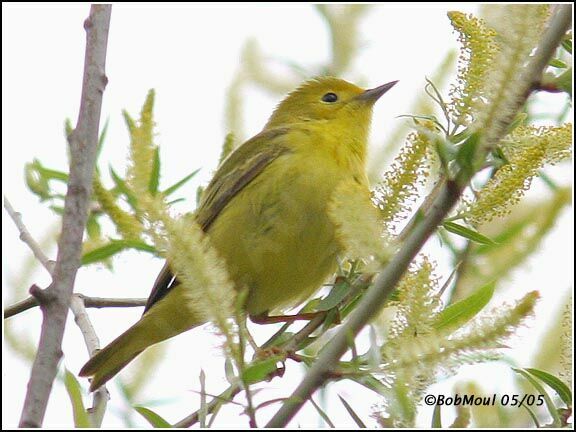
[80,76,397,391]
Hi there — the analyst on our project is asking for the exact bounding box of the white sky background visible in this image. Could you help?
[2,3,573,428]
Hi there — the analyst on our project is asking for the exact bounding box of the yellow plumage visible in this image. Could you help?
[80,77,397,391]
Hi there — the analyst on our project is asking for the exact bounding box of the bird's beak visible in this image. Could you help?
[356,80,398,103]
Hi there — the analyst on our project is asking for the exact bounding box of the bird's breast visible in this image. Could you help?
[207,146,363,315]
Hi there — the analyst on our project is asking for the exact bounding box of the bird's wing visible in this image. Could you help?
[143,127,292,313]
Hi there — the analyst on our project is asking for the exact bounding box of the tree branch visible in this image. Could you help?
[69,295,109,427]
[265,5,572,427]
[18,5,111,427]
[4,294,147,319]
[4,197,55,274]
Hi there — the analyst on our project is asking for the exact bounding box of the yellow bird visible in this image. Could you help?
[80,77,397,391]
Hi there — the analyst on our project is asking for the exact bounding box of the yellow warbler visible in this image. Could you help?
[80,77,397,391]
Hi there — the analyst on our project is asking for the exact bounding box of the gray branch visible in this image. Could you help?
[4,294,147,319]
[70,295,109,427]
[4,197,55,274]
[18,5,111,427]
[266,5,572,427]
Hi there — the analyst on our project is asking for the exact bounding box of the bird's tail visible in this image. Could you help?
[79,296,200,391]
[79,319,150,392]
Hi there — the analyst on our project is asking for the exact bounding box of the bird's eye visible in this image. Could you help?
[321,92,338,103]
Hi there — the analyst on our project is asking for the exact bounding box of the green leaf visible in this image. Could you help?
[475,219,528,255]
[456,132,481,177]
[86,215,102,239]
[25,161,51,200]
[549,58,568,68]
[434,281,495,331]
[65,118,74,139]
[166,197,186,206]
[81,240,156,265]
[555,68,572,97]
[435,136,457,171]
[431,403,442,428]
[443,221,496,245]
[122,110,136,135]
[97,118,109,160]
[522,404,541,428]
[504,112,528,136]
[224,358,236,385]
[134,406,171,428]
[241,356,283,385]
[513,368,561,426]
[338,395,366,428]
[560,37,572,54]
[149,147,161,195]
[30,158,69,183]
[64,369,90,428]
[162,168,200,197]
[317,278,350,311]
[538,171,560,191]
[524,368,572,406]
[49,205,65,215]
[110,167,138,210]
[351,375,390,397]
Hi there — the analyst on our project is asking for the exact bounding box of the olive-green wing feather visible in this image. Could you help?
[143,127,291,312]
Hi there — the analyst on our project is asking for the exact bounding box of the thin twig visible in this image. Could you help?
[70,295,109,427]
[4,295,146,319]
[265,6,572,427]
[19,5,111,427]
[173,309,328,428]
[174,384,242,428]
[4,197,55,274]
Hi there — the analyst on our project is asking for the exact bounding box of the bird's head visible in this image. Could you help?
[265,77,397,129]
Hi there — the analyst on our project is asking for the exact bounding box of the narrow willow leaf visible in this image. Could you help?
[317,278,350,311]
[97,118,109,159]
[31,159,69,182]
[522,404,541,427]
[25,162,50,199]
[309,397,335,428]
[166,198,186,206]
[162,168,200,197]
[443,221,496,245]
[352,375,390,396]
[86,215,102,239]
[434,281,495,331]
[64,369,90,428]
[148,147,161,195]
[110,167,138,210]
[338,395,366,428]
[242,357,283,385]
[549,58,568,68]
[65,118,74,139]
[455,132,481,177]
[49,205,65,215]
[524,368,572,406]
[431,403,442,428]
[475,219,528,255]
[513,368,561,426]
[561,37,572,54]
[122,110,136,134]
[81,240,156,265]
[224,358,236,385]
[134,406,171,428]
